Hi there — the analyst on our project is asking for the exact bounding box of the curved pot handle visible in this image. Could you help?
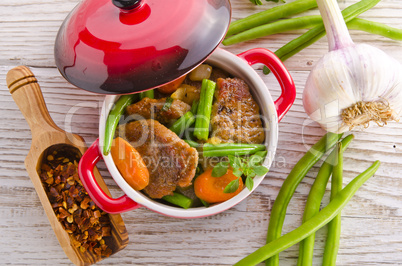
[78,138,141,214]
[237,48,296,122]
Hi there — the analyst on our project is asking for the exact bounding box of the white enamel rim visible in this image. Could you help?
[99,48,279,218]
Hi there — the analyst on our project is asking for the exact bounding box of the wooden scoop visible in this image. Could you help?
[6,66,129,265]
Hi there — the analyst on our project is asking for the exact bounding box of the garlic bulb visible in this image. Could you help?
[303,0,402,133]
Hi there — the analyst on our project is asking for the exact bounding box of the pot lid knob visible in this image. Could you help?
[112,0,142,10]
[54,0,231,95]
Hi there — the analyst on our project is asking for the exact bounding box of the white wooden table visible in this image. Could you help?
[1,0,401,265]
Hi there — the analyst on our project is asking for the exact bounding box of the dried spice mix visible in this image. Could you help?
[39,148,113,258]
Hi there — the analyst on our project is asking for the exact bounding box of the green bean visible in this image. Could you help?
[298,135,354,266]
[202,143,266,157]
[191,100,199,114]
[169,111,196,136]
[265,132,342,266]
[162,192,194,209]
[322,142,343,266]
[223,15,322,46]
[226,0,317,37]
[224,15,402,47]
[194,79,216,141]
[263,0,381,74]
[234,160,380,266]
[203,143,266,151]
[347,18,402,41]
[184,139,201,148]
[139,89,154,99]
[103,94,138,155]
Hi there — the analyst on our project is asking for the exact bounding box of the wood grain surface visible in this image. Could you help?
[0,0,401,265]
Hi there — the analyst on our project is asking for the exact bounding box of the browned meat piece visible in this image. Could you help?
[210,78,265,144]
[126,97,190,125]
[117,119,198,199]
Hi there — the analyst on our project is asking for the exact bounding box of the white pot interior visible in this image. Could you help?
[99,48,279,218]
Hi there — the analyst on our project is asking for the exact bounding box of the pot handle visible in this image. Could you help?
[237,48,296,122]
[78,138,141,214]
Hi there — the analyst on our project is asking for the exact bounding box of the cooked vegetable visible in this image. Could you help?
[139,89,154,99]
[169,111,195,136]
[157,75,186,94]
[203,143,266,157]
[226,0,317,37]
[303,0,402,133]
[323,142,343,265]
[161,97,174,112]
[262,0,382,75]
[103,94,138,155]
[194,79,216,141]
[298,135,354,265]
[110,137,149,190]
[189,64,212,81]
[184,139,200,148]
[212,151,269,191]
[190,100,199,114]
[235,160,380,266]
[223,16,402,46]
[162,192,194,209]
[265,132,342,266]
[170,84,200,105]
[194,168,244,204]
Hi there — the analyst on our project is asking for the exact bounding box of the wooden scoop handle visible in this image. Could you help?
[6,66,61,135]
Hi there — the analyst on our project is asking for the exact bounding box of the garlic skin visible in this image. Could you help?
[303,43,402,133]
[303,0,402,133]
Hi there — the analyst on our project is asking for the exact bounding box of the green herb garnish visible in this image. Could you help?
[212,151,269,193]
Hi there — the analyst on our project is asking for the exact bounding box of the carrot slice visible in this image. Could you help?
[110,137,149,190]
[194,168,243,204]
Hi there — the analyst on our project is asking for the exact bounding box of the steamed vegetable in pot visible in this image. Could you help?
[107,64,268,208]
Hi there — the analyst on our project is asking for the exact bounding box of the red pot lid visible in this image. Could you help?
[54,0,231,94]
